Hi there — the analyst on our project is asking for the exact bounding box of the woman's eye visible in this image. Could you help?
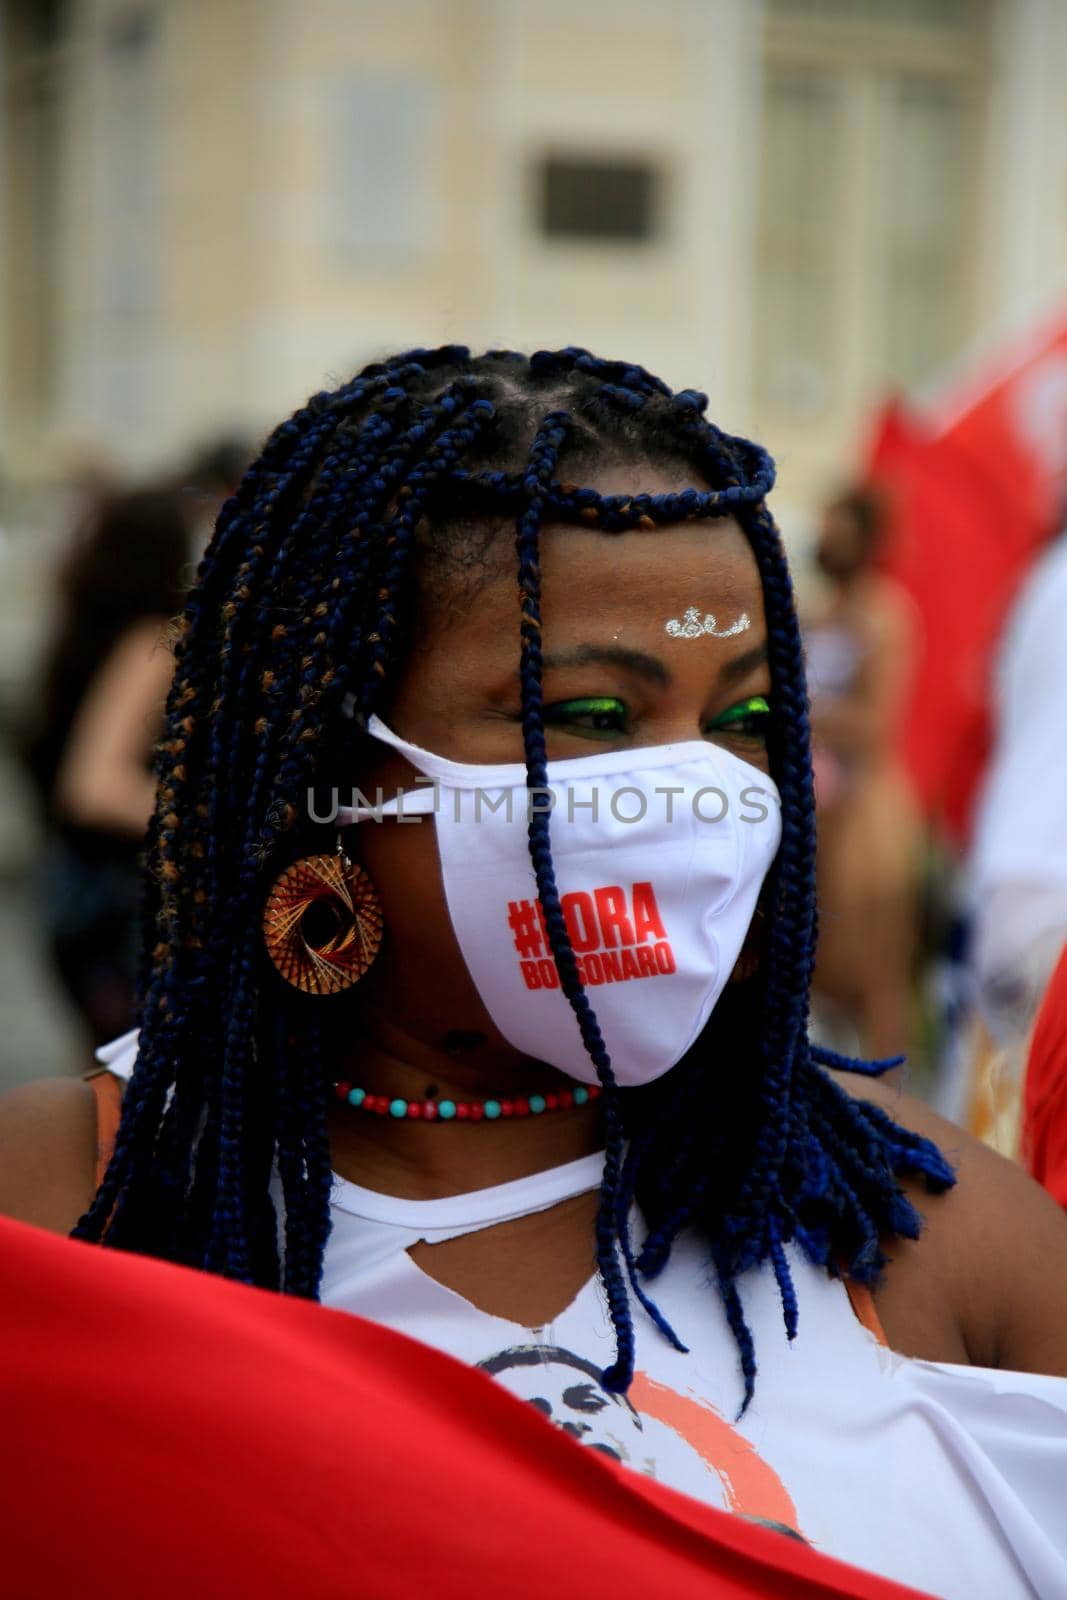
[542,697,628,740]
[705,695,773,743]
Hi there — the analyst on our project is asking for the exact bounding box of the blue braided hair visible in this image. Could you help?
[73,346,954,1410]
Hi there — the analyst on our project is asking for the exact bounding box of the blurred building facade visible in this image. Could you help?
[3,0,1067,710]
[5,0,1067,503]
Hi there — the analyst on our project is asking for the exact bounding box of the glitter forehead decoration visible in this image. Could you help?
[665,608,751,640]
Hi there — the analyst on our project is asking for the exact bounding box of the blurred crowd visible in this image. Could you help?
[11,440,247,1052]
[803,479,1067,1209]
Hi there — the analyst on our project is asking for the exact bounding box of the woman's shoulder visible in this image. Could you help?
[830,1068,1067,1375]
[0,1075,100,1235]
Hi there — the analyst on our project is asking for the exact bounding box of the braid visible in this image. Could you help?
[273,1014,333,1298]
[515,411,650,1391]
[74,345,954,1412]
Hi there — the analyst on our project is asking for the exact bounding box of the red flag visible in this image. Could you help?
[866,308,1067,844]
[862,395,931,483]
[0,1216,931,1600]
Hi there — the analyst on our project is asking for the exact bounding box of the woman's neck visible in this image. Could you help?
[324,1019,604,1200]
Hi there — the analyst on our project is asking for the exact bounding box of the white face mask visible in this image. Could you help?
[337,716,781,1087]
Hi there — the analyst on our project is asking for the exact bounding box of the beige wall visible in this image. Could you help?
[4,0,1067,531]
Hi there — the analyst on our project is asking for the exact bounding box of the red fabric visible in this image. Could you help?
[1023,941,1067,1210]
[862,396,932,485]
[0,1217,931,1600]
[865,309,1067,844]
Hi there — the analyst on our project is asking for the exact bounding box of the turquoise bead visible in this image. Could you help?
[389,1098,408,1119]
[528,1094,546,1114]
[348,1087,366,1107]
[438,1099,457,1119]
[483,1099,502,1119]
[573,1086,589,1105]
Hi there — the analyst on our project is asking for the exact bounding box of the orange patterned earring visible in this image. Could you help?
[262,840,384,995]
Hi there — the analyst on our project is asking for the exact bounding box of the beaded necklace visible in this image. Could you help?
[332,1080,601,1123]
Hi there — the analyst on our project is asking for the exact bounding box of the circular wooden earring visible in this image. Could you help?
[262,848,384,996]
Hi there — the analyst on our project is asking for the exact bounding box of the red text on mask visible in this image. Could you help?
[507,883,676,990]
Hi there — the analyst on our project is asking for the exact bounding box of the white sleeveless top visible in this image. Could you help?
[99,1032,1067,1599]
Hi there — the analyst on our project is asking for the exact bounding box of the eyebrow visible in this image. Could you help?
[540,645,672,688]
[718,641,769,686]
[539,639,769,690]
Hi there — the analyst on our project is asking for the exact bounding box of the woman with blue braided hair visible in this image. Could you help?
[2,347,1066,1597]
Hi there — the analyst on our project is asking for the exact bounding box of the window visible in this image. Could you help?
[756,0,987,418]
[329,76,434,266]
[537,154,661,244]
[755,70,842,417]
[882,77,974,387]
[3,1,71,422]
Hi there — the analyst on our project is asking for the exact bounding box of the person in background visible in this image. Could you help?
[804,490,922,1059]
[180,435,252,555]
[18,488,192,1046]
[968,530,1067,1072]
[17,433,250,1050]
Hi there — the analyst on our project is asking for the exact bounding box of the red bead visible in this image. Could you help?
[369,1096,387,1115]
[406,1102,422,1119]
[544,1093,559,1111]
[335,1081,352,1101]
[514,1098,530,1116]
[423,1102,438,1120]
[499,1100,514,1118]
[456,1103,470,1120]
[468,1104,485,1121]
[558,1090,573,1109]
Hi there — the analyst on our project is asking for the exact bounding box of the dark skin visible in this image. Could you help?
[3,465,1067,1360]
